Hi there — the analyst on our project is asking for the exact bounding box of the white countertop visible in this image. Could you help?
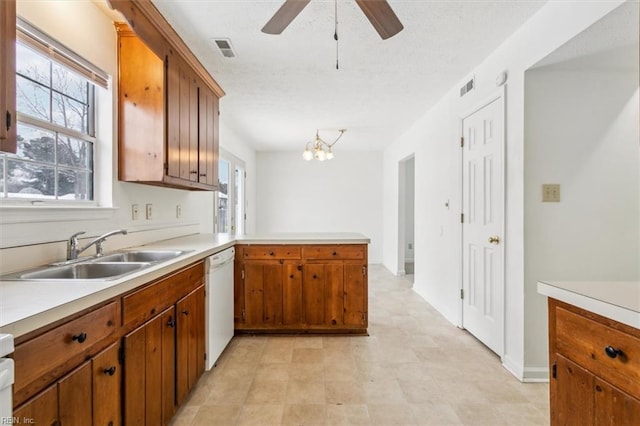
[0,232,369,338]
[537,280,640,329]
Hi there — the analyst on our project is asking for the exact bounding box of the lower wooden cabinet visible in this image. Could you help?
[13,261,207,426]
[14,342,121,426]
[548,299,640,425]
[235,244,368,333]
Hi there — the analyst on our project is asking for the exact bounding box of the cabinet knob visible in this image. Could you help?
[103,366,117,376]
[604,346,623,359]
[269,251,275,256]
[182,309,190,316]
[332,251,337,256]
[72,332,87,343]
[167,317,175,328]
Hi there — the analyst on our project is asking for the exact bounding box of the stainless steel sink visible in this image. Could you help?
[17,262,149,281]
[94,250,187,263]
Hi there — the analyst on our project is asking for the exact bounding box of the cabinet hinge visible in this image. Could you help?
[164,162,169,173]
[362,265,366,276]
[241,269,245,280]
[460,289,464,300]
[461,213,464,223]
[6,110,12,132]
[460,137,464,148]
[552,362,557,379]
[118,345,125,365]
[242,309,246,321]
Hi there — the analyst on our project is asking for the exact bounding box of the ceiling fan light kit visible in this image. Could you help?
[302,129,346,161]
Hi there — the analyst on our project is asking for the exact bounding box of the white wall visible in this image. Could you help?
[382,0,628,380]
[255,151,383,264]
[0,1,256,272]
[524,69,639,370]
[403,157,415,265]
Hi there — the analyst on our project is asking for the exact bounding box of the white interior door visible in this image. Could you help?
[461,91,504,356]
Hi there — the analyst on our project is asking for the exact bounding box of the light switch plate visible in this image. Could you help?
[542,184,560,202]
[131,204,139,220]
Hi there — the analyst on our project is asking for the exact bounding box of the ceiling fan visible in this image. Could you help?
[262,0,404,40]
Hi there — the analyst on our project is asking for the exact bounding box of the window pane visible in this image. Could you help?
[16,43,50,86]
[7,159,56,199]
[218,159,231,233]
[57,134,93,169]
[16,123,55,164]
[52,92,88,133]
[58,168,92,200]
[52,63,88,103]
[16,75,51,122]
[0,159,4,195]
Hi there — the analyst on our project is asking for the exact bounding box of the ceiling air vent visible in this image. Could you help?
[460,77,475,97]
[213,38,236,58]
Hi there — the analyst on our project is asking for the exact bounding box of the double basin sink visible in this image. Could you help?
[1,250,190,281]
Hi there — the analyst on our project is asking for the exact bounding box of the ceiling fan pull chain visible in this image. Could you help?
[334,0,339,69]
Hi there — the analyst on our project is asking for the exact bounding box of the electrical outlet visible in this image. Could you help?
[131,204,139,220]
[176,204,182,219]
[542,184,561,202]
[146,204,153,220]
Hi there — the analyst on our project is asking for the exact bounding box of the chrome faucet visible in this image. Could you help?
[67,229,128,260]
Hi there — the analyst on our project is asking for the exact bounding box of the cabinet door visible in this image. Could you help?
[595,378,640,425]
[198,85,219,187]
[13,384,58,426]
[124,307,176,426]
[176,285,205,405]
[244,262,283,326]
[0,0,16,154]
[303,264,326,325]
[58,362,93,426]
[92,342,122,426]
[283,262,302,325]
[234,259,245,325]
[344,263,367,327]
[553,354,595,426]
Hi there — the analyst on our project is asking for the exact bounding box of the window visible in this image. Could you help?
[0,19,107,202]
[216,149,246,234]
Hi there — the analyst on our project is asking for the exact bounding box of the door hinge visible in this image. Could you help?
[460,289,464,300]
[118,345,125,365]
[460,137,464,148]
[460,213,464,223]
[552,362,557,379]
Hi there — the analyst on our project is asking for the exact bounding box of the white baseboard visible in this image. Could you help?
[501,355,524,381]
[523,366,550,382]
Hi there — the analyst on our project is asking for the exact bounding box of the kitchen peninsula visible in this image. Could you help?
[0,232,369,424]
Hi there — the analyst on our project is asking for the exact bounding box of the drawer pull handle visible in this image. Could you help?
[72,332,87,343]
[103,366,117,376]
[604,346,623,359]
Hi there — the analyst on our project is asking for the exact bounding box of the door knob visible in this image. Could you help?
[488,236,500,245]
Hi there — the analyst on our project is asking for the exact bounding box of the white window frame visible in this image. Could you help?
[215,148,246,235]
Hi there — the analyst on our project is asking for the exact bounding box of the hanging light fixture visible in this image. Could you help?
[302,129,346,161]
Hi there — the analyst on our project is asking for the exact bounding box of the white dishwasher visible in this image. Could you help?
[205,247,235,370]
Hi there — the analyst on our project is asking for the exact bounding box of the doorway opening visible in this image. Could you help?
[215,148,246,234]
[398,155,415,283]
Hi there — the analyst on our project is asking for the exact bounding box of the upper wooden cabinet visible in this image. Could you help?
[111,0,223,191]
[0,0,17,153]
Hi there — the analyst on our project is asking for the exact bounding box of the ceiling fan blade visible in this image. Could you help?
[355,0,404,40]
[262,0,311,34]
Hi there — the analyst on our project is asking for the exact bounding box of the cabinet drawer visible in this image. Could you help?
[303,245,365,260]
[14,302,118,396]
[242,246,301,260]
[123,261,204,326]
[555,306,640,397]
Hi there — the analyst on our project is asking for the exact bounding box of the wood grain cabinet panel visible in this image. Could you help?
[176,285,205,406]
[0,0,16,154]
[115,23,221,191]
[13,385,58,426]
[548,299,640,425]
[235,244,368,333]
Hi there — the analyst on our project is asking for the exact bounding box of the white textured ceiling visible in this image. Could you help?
[151,0,547,152]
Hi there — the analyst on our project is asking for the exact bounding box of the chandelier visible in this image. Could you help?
[302,129,346,161]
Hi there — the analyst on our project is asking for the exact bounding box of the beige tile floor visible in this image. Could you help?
[171,265,549,426]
